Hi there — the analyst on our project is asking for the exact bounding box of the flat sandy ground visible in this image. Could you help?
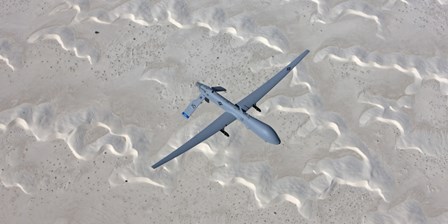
[1,0,448,223]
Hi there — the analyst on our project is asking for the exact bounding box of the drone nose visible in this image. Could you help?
[245,117,281,145]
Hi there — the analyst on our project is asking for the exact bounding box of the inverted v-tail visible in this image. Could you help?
[182,94,205,119]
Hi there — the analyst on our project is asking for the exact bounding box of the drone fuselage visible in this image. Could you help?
[196,82,281,145]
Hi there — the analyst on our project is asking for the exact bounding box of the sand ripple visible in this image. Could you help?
[314,46,448,95]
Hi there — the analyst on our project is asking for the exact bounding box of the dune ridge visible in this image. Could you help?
[314,46,448,95]
[27,26,100,64]
[315,45,448,155]
[365,199,448,224]
[23,0,290,67]
[0,103,136,159]
[0,103,141,191]
[310,0,386,37]
[0,38,23,71]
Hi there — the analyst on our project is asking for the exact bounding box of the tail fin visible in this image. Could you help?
[182,94,205,119]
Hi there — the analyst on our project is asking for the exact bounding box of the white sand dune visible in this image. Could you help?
[311,0,386,37]
[28,26,100,64]
[314,46,448,95]
[0,38,23,70]
[1,0,448,223]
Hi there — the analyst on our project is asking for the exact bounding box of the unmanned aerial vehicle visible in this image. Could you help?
[152,50,310,169]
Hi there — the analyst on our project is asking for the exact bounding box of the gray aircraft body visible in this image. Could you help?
[152,50,310,169]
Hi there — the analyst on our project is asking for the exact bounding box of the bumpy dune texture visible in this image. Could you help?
[1,0,448,223]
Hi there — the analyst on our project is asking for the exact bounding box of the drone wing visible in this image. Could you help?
[152,112,236,169]
[237,50,309,111]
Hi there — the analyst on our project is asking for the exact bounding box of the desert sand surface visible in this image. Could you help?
[1,0,448,223]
